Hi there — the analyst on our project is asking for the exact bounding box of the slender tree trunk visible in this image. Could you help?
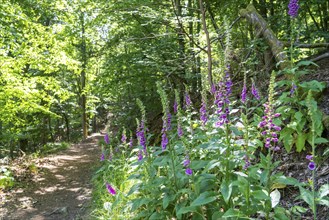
[80,12,88,139]
[174,0,186,77]
[199,0,213,87]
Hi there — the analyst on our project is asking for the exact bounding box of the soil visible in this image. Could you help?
[0,133,103,220]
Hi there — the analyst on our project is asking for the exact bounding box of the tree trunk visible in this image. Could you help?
[199,0,213,87]
[80,12,88,139]
[240,4,290,70]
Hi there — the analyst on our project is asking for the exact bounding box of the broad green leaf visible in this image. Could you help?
[190,191,217,206]
[314,137,329,144]
[296,133,307,152]
[163,194,175,209]
[299,187,314,208]
[221,208,247,218]
[300,80,326,92]
[318,197,329,206]
[270,189,281,208]
[127,183,140,196]
[275,176,300,186]
[176,206,198,215]
[318,184,329,199]
[251,190,269,201]
[220,180,232,204]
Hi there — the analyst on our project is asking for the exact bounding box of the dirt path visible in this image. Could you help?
[0,133,103,220]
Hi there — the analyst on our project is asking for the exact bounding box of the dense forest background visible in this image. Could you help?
[0,0,328,156]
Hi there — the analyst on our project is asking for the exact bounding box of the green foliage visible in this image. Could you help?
[0,167,15,190]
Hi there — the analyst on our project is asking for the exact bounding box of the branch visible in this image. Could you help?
[239,4,290,70]
[282,42,329,48]
[310,52,329,62]
[171,0,207,53]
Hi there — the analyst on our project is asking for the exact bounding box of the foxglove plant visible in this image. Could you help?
[104,133,110,145]
[251,80,260,100]
[156,82,170,151]
[121,128,127,144]
[200,97,207,126]
[106,183,116,195]
[214,65,232,127]
[136,99,148,157]
[175,89,184,138]
[288,0,299,18]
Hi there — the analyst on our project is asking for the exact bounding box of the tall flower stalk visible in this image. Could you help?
[306,91,317,220]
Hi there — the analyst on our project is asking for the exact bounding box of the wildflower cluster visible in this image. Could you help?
[200,91,207,126]
[214,65,232,127]
[288,0,299,18]
[259,73,281,151]
[175,89,184,138]
[183,155,192,175]
[136,99,147,158]
[251,80,260,100]
[157,82,171,150]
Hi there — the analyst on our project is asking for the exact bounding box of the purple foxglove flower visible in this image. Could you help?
[121,134,126,143]
[167,113,172,130]
[161,132,169,150]
[274,113,281,117]
[261,131,267,135]
[241,83,247,103]
[251,82,260,100]
[185,168,193,175]
[273,146,280,151]
[273,126,281,131]
[290,82,297,95]
[308,161,315,170]
[104,134,110,144]
[138,150,143,161]
[185,92,191,108]
[288,0,299,18]
[243,156,250,170]
[100,153,105,161]
[173,101,178,114]
[210,84,216,94]
[129,138,133,148]
[183,159,190,167]
[306,155,313,161]
[178,124,183,137]
[106,183,116,195]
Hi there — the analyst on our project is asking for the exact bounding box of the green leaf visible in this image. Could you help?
[314,137,329,144]
[280,127,294,153]
[296,133,307,152]
[127,183,140,196]
[251,190,269,201]
[190,191,217,206]
[318,184,329,199]
[299,187,314,208]
[220,180,232,204]
[176,206,198,215]
[275,176,300,186]
[318,197,329,206]
[163,194,175,209]
[221,208,247,218]
[270,189,281,208]
[300,80,326,92]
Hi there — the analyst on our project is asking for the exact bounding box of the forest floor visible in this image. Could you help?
[0,133,103,220]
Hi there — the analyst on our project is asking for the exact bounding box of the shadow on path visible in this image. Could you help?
[1,133,103,220]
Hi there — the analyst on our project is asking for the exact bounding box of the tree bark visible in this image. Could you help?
[240,4,290,70]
